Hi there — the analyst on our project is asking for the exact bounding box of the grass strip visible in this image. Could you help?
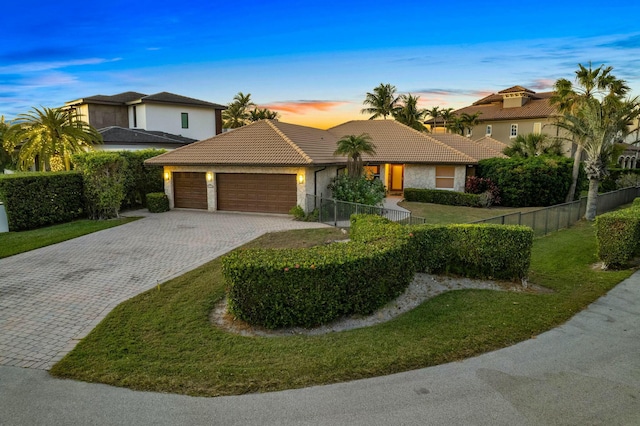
[0,217,139,259]
[50,222,632,396]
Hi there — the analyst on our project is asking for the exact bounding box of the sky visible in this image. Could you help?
[2,0,640,129]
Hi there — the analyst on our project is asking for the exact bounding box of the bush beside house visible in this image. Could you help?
[73,152,127,220]
[146,192,170,213]
[0,172,84,231]
[404,188,481,207]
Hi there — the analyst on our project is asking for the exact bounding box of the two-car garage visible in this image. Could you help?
[172,172,297,214]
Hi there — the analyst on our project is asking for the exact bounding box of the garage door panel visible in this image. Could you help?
[217,173,297,214]
[173,172,208,209]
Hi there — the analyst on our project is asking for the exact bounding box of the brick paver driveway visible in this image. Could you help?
[0,210,327,370]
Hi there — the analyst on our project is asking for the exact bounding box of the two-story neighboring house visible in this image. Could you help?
[64,91,226,150]
[433,86,574,157]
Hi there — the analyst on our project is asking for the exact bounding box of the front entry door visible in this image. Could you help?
[389,164,404,192]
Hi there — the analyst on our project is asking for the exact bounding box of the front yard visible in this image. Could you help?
[399,201,542,224]
[50,220,633,397]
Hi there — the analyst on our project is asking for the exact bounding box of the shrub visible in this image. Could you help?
[404,188,480,207]
[73,152,127,219]
[223,228,414,329]
[595,202,640,268]
[465,176,501,206]
[0,172,84,231]
[477,156,580,207]
[289,205,306,220]
[118,149,166,208]
[146,192,170,213]
[615,172,640,189]
[328,174,386,206]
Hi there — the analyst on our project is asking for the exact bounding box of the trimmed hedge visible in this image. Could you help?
[146,192,170,213]
[595,201,640,268]
[119,150,165,208]
[0,172,84,231]
[223,222,414,329]
[73,152,127,220]
[404,188,480,207]
[351,215,534,280]
[224,214,534,329]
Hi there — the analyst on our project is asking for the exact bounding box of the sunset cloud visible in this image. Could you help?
[262,100,350,115]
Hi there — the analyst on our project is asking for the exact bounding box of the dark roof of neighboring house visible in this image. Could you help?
[146,119,504,167]
[99,127,197,145]
[65,91,225,109]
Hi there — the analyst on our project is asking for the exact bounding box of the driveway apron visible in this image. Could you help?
[0,210,327,370]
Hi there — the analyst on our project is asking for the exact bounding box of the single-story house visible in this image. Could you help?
[145,119,505,214]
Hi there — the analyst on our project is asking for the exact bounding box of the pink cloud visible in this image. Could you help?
[262,100,349,115]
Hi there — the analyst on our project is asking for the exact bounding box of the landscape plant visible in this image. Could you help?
[73,152,127,219]
[146,192,170,213]
[328,174,386,206]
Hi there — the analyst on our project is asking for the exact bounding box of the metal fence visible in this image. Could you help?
[469,186,640,236]
[305,195,427,227]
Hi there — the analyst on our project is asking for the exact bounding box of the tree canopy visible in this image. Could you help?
[361,83,400,120]
[334,133,377,178]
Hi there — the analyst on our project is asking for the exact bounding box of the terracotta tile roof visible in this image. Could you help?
[457,97,556,121]
[327,120,478,164]
[473,136,509,154]
[99,126,197,145]
[145,120,342,166]
[498,85,535,94]
[146,119,504,167]
[429,134,507,160]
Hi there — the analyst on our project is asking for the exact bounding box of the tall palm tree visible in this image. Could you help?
[334,133,377,178]
[440,108,455,133]
[503,133,563,158]
[249,108,279,121]
[551,62,630,202]
[361,83,400,120]
[557,97,639,220]
[4,107,101,171]
[393,94,427,131]
[446,114,465,135]
[426,106,440,132]
[0,115,16,170]
[460,112,482,136]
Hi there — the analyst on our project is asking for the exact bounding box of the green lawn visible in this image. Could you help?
[50,221,633,397]
[400,201,543,224]
[0,218,139,259]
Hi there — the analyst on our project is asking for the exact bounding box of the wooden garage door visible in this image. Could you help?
[173,172,207,209]
[217,173,297,214]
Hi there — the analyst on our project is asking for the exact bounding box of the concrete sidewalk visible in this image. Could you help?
[1,268,638,425]
[0,210,326,370]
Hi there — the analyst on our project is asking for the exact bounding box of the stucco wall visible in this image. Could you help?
[137,104,216,140]
[403,164,467,192]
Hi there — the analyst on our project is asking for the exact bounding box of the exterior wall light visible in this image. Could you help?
[164,172,170,181]
[298,174,305,184]
[206,172,213,182]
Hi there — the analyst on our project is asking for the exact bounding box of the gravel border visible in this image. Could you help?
[212,274,546,337]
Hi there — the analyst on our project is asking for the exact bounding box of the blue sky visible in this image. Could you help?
[2,0,640,128]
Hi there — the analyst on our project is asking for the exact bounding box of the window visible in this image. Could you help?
[132,106,137,128]
[510,124,518,138]
[363,165,380,180]
[181,113,189,129]
[486,125,492,136]
[435,166,455,190]
[533,122,542,134]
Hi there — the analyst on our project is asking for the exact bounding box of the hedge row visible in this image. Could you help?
[404,188,480,207]
[595,200,640,268]
[351,215,534,281]
[146,192,170,213]
[223,228,414,329]
[0,172,84,231]
[224,214,534,329]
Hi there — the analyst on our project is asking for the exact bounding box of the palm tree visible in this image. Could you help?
[393,94,427,131]
[4,107,101,171]
[557,97,639,220]
[551,62,630,202]
[222,92,256,129]
[249,108,279,121]
[426,106,440,132]
[446,114,465,135]
[0,116,16,170]
[460,112,482,136]
[361,83,400,120]
[440,108,455,133]
[503,133,563,158]
[334,133,377,178]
